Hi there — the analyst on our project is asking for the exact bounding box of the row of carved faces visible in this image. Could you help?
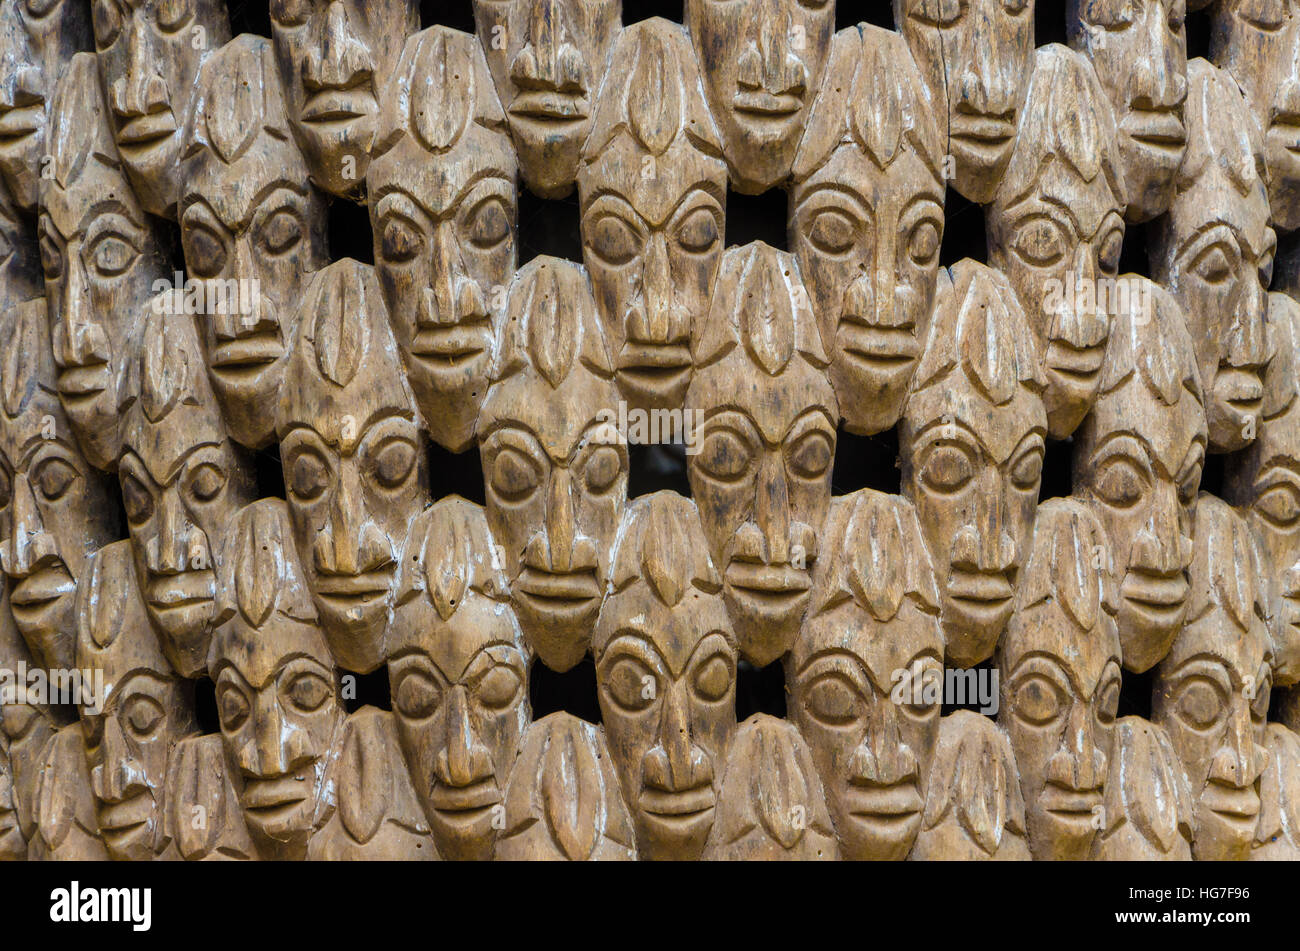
[1,482,1297,863]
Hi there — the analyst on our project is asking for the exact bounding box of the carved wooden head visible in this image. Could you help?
[1151,59,1275,454]
[788,490,942,860]
[790,24,945,436]
[40,52,172,472]
[1152,494,1273,861]
[29,721,108,860]
[987,44,1127,439]
[594,491,736,861]
[1091,716,1194,860]
[894,0,1035,204]
[269,0,418,199]
[369,25,516,454]
[479,256,623,672]
[182,33,329,450]
[578,17,726,413]
[900,260,1047,669]
[0,727,21,860]
[687,242,836,667]
[277,258,428,675]
[1074,277,1206,672]
[389,496,529,861]
[163,732,256,860]
[471,0,621,198]
[91,0,232,219]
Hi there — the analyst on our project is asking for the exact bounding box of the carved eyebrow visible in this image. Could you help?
[596,631,668,674]
[1089,431,1163,478]
[183,182,311,232]
[373,170,513,221]
[794,649,873,689]
[911,415,989,456]
[77,200,144,235]
[1172,221,1246,259]
[792,181,875,216]
[1164,654,1235,692]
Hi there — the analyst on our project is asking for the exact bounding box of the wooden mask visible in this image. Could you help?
[1152,495,1273,861]
[119,298,256,679]
[1253,722,1300,860]
[790,24,946,437]
[478,256,623,673]
[0,298,117,672]
[987,44,1127,439]
[389,496,529,862]
[997,499,1122,860]
[684,0,834,194]
[39,52,172,472]
[1074,277,1207,673]
[277,259,429,675]
[1067,0,1188,224]
[182,33,330,451]
[368,25,516,454]
[496,712,637,861]
[788,489,942,861]
[577,17,726,414]
[687,242,836,667]
[471,0,621,199]
[900,260,1047,670]
[910,711,1031,860]
[1150,59,1275,455]
[894,0,1035,204]
[163,732,256,860]
[269,0,418,199]
[209,498,345,860]
[91,0,232,220]
[594,491,737,861]
[75,539,196,861]
[1091,716,1195,860]
[28,722,109,860]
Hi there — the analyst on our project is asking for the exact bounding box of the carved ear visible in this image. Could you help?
[1200,499,1257,632]
[76,543,124,651]
[1263,294,1300,420]
[791,28,854,181]
[336,711,393,845]
[839,491,907,622]
[232,503,286,628]
[951,263,1043,404]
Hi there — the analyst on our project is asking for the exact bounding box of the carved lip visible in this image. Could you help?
[509,90,588,121]
[1122,110,1186,152]
[56,361,111,398]
[1267,117,1300,154]
[212,333,282,370]
[1202,780,1259,823]
[243,773,311,813]
[8,566,75,609]
[836,322,918,369]
[145,571,215,610]
[515,567,601,608]
[97,792,154,837]
[949,114,1015,145]
[640,784,715,818]
[1215,366,1264,411]
[1038,783,1102,819]
[410,324,490,361]
[300,88,376,125]
[116,109,176,147]
[732,90,802,119]
[724,563,810,615]
[430,779,500,814]
[0,104,42,144]
[1045,339,1105,380]
[1120,569,1188,618]
[618,343,693,390]
[843,782,923,820]
[313,569,393,604]
[946,570,1013,606]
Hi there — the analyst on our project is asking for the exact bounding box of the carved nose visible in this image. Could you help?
[93,719,150,803]
[111,20,168,117]
[307,0,373,89]
[1224,281,1271,370]
[435,685,495,788]
[957,7,1018,116]
[736,0,806,96]
[1207,703,1266,789]
[1129,7,1186,111]
[642,684,713,793]
[1046,704,1105,792]
[849,705,917,787]
[510,0,586,93]
[624,234,685,345]
[1,473,57,578]
[55,254,108,368]
[1129,490,1192,575]
[420,225,487,328]
[753,453,792,564]
[146,491,201,575]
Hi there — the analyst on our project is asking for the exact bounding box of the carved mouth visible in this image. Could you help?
[313,570,393,607]
[836,322,918,371]
[8,566,75,614]
[1039,783,1102,822]
[640,784,715,819]
[430,779,500,816]
[410,324,490,364]
[1121,570,1188,622]
[115,109,176,148]
[946,570,1014,619]
[843,782,923,823]
[1267,118,1300,155]
[514,568,601,612]
[950,114,1015,153]
[509,90,588,121]
[243,773,312,815]
[1215,366,1264,413]
[732,90,803,120]
[211,333,282,372]
[1202,780,1259,825]
[725,562,811,613]
[145,571,215,611]
[0,105,43,147]
[56,361,111,400]
[97,793,154,838]
[300,88,376,125]
[1123,110,1186,155]
[618,343,693,390]
[1046,339,1105,383]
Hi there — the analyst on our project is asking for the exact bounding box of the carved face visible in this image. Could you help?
[1212,0,1300,232]
[0,0,91,213]
[91,0,231,219]
[471,0,620,198]
[896,0,1034,203]
[269,0,417,198]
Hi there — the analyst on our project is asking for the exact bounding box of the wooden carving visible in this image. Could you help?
[1091,717,1195,860]
[1074,277,1206,673]
[1067,0,1189,224]
[388,496,529,862]
[997,498,1122,860]
[894,0,1035,204]
[1252,722,1300,860]
[368,25,516,454]
[495,712,636,861]
[687,242,836,667]
[788,489,942,861]
[594,491,737,861]
[577,17,726,414]
[900,260,1047,670]
[277,258,428,675]
[471,0,621,199]
[478,256,623,672]
[92,0,232,220]
[39,52,172,472]
[163,733,256,860]
[268,0,418,200]
[182,33,330,451]
[790,24,946,437]
[0,297,118,672]
[987,44,1127,439]
[29,722,109,860]
[684,0,834,194]
[1151,59,1275,455]
[910,711,1031,861]
[1152,495,1274,861]
[0,721,19,860]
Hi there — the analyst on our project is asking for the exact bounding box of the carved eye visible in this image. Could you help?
[787,429,833,479]
[381,216,423,264]
[24,0,62,17]
[38,223,62,281]
[260,209,303,256]
[583,446,621,495]
[1011,675,1066,726]
[676,207,719,254]
[87,232,138,279]
[903,668,942,718]
[395,671,441,720]
[1190,243,1236,285]
[911,0,964,27]
[1098,228,1123,276]
[122,696,165,739]
[30,458,77,501]
[121,473,155,525]
[692,653,732,702]
[217,685,249,731]
[270,0,312,27]
[1235,0,1286,30]
[1172,676,1226,731]
[803,674,862,726]
[586,214,641,267]
[603,656,656,713]
[696,428,752,483]
[155,0,192,32]
[919,443,974,493]
[371,439,416,490]
[1255,483,1300,529]
[1178,458,1202,508]
[184,225,227,279]
[288,452,329,502]
[467,197,511,250]
[92,0,122,45]
[1091,456,1147,508]
[1010,442,1044,491]
[490,448,540,502]
[804,208,858,255]
[476,666,522,710]
[1011,217,1067,268]
[908,218,941,266]
[186,462,226,504]
[284,672,332,713]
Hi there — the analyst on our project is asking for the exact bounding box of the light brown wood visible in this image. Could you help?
[163,733,256,860]
[1252,722,1300,859]
[1091,717,1194,860]
[29,722,109,860]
